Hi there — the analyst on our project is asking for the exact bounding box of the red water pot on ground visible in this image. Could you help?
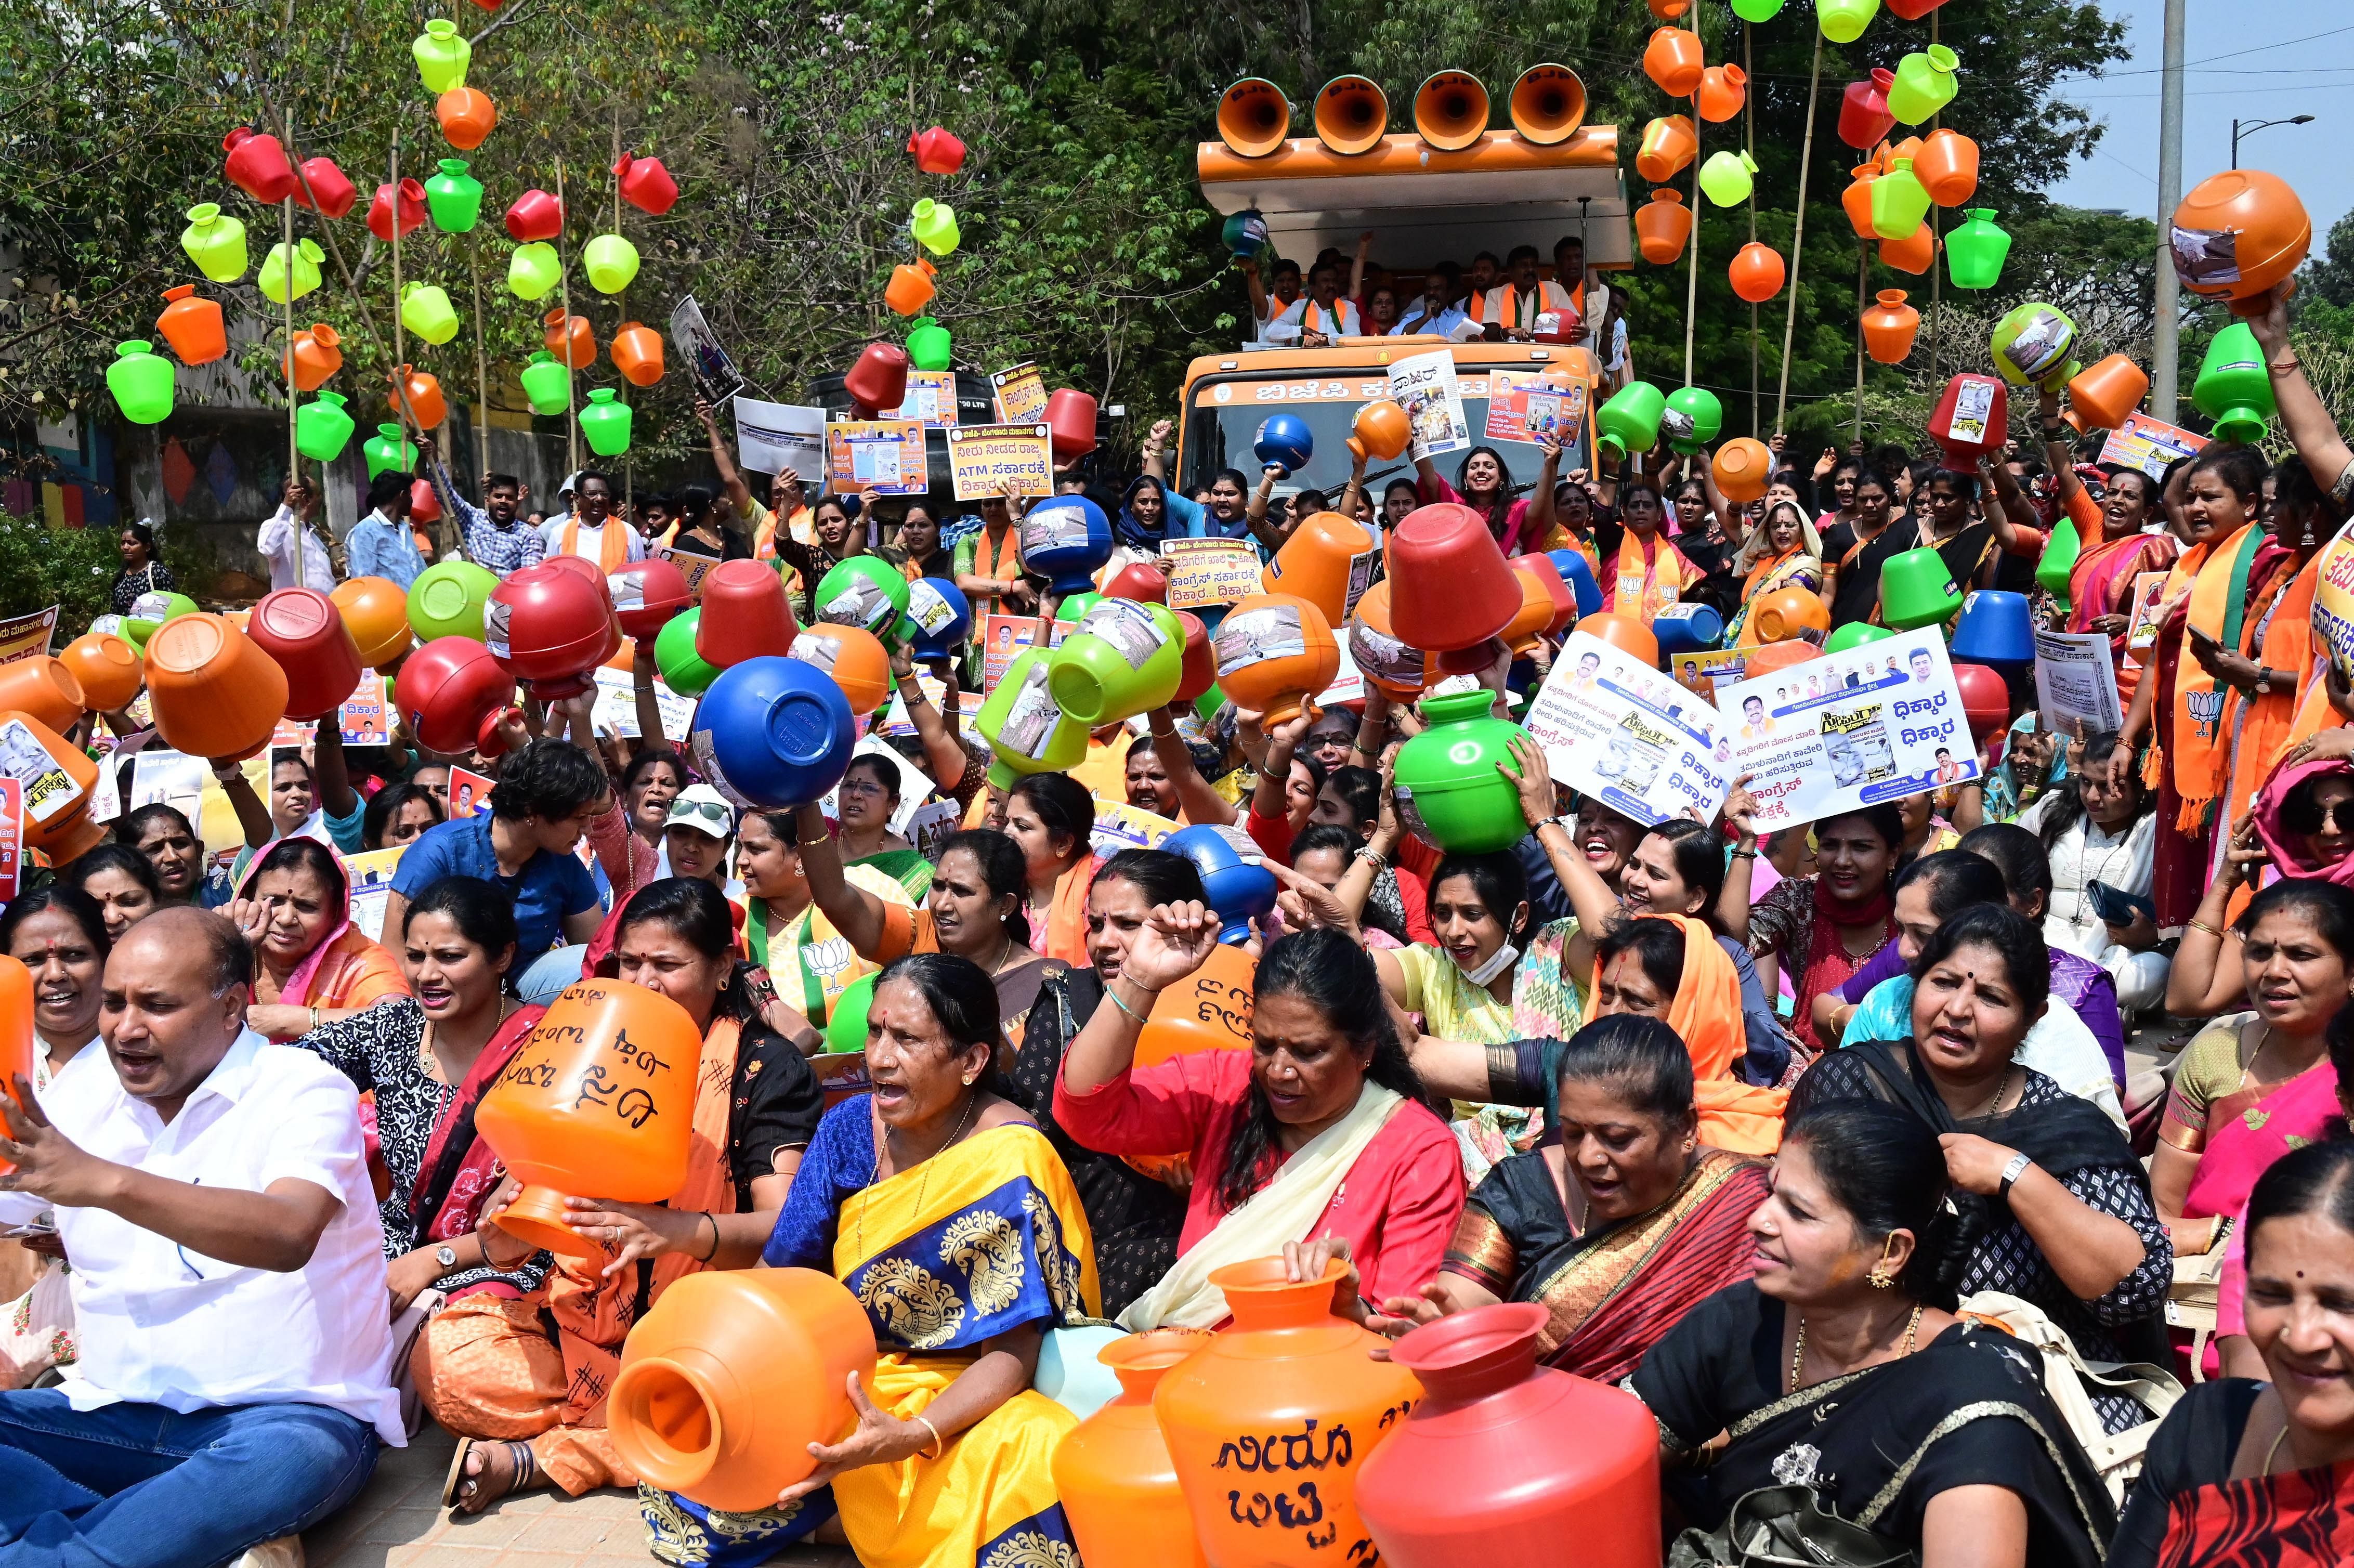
[1927,373,2010,466]
[613,152,679,216]
[1387,502,1520,675]
[697,560,799,667]
[222,126,296,204]
[486,563,616,699]
[397,636,519,755]
[293,156,357,219]
[504,188,564,243]
[610,558,692,641]
[248,588,363,721]
[843,342,910,417]
[1358,1303,1658,1568]
[1838,70,1897,151]
[1045,389,1098,459]
[368,179,426,243]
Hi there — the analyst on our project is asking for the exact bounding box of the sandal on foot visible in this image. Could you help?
[443,1438,537,1514]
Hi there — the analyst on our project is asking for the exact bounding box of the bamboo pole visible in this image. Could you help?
[1928,8,1943,388]
[283,190,298,477]
[470,236,490,505]
[1775,35,1823,435]
[555,156,580,481]
[279,121,420,441]
[1854,244,1867,445]
[1745,21,1758,437]
[1681,0,1703,390]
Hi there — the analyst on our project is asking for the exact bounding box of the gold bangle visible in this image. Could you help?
[2187,918,2224,938]
[916,1416,944,1459]
[310,1006,322,1031]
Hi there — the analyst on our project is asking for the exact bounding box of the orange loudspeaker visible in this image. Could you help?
[1510,64,1587,145]
[1313,75,1390,155]
[1413,71,1489,152]
[1218,78,1292,159]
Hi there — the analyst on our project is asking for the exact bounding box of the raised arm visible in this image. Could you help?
[888,642,971,799]
[1060,901,1221,1094]
[212,759,274,850]
[699,399,754,515]
[1246,466,1288,553]
[1147,704,1235,827]
[1140,417,1174,486]
[794,802,892,958]
[632,640,668,747]
[2248,280,2354,488]
[1349,231,1373,300]
[1715,776,1760,943]
[1499,737,1608,983]
[310,723,358,822]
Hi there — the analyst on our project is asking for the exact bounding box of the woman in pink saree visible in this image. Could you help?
[2065,466,2181,710]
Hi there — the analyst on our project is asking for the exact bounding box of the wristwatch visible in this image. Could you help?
[436,1245,460,1270]
[1997,1152,2034,1199]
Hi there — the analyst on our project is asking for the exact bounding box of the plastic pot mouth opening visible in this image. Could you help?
[613,1360,721,1480]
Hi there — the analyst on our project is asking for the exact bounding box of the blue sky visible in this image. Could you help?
[2044,2,2354,244]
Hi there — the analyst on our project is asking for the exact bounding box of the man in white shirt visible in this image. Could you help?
[0,909,395,1567]
[1480,244,1576,340]
[1240,254,1303,345]
[1263,259,1362,346]
[537,471,646,570]
[256,476,337,593]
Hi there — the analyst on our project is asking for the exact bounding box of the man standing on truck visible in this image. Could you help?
[1393,263,1480,340]
[1240,254,1303,345]
[1263,259,1362,346]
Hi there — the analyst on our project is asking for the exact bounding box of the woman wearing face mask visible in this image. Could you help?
[1001,849,1200,1314]
[227,837,410,1041]
[2110,1138,2354,1568]
[57,843,160,942]
[1002,773,1098,965]
[0,887,110,1388]
[2173,767,2354,1015]
[1790,904,2173,1432]
[1599,476,1694,623]
[1722,501,1824,647]
[1744,803,1905,1053]
[1631,1100,2116,1567]
[1058,916,1463,1326]
[1823,471,1903,629]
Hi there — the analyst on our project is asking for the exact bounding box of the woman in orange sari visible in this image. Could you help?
[227,837,410,1041]
[1601,477,1695,625]
[2207,455,2337,827]
[1003,772,1098,966]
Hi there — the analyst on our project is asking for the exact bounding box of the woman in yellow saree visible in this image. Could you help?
[642,951,1101,1568]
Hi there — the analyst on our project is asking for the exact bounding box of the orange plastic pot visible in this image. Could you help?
[883,257,937,317]
[477,979,702,1257]
[2067,354,2149,431]
[1862,289,1920,364]
[1740,586,1830,647]
[1261,509,1376,627]
[1499,567,1559,655]
[1507,552,1576,637]
[1634,116,1698,184]
[544,307,596,370]
[1711,437,1773,504]
[1729,241,1785,303]
[143,613,290,762]
[1636,189,1692,265]
[787,623,891,716]
[1695,64,1746,124]
[610,1269,879,1510]
[1212,593,1340,727]
[1879,220,1935,276]
[285,324,343,391]
[1915,128,1978,206]
[249,587,363,721]
[2173,168,2311,316]
[59,632,142,713]
[1347,580,1426,700]
[697,560,799,668]
[1350,398,1410,462]
[1577,612,1660,669]
[1842,165,1880,239]
[1742,638,1819,680]
[1053,1331,1212,1568]
[0,713,103,864]
[437,86,498,151]
[612,322,664,387]
[1643,27,1704,98]
[0,955,32,1167]
[156,285,227,367]
[1136,940,1256,1069]
[332,576,417,670]
[389,365,446,430]
[0,658,86,735]
[1155,1258,1420,1568]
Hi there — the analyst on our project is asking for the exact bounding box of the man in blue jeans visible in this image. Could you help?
[0,908,398,1566]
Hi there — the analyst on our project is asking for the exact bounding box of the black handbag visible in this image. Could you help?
[1667,1485,1916,1568]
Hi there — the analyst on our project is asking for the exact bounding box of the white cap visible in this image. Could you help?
[663,783,737,839]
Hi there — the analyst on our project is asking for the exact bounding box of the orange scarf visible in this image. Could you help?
[543,1014,738,1429]
[1603,533,1692,623]
[1038,856,1098,967]
[2167,521,2262,831]
[1584,915,1786,1155]
[973,523,1022,615]
[561,516,631,573]
[2222,550,2324,827]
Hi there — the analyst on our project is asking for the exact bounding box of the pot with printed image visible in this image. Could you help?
[1018,495,1114,595]
[692,654,858,811]
[1346,580,1424,701]
[905,578,973,661]
[1212,593,1338,727]
[1159,824,1278,945]
[1262,510,1377,628]
[2171,168,2310,317]
[0,712,106,866]
[976,646,1089,790]
[609,558,693,643]
[1049,599,1183,726]
[786,624,891,718]
[812,556,911,644]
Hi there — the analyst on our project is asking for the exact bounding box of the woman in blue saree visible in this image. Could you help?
[639,952,1101,1568]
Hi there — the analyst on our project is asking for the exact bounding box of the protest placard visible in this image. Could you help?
[2125,571,2170,651]
[448,767,492,819]
[1388,349,1469,461]
[947,424,1053,500]
[345,847,406,943]
[2099,411,2205,484]
[0,779,22,904]
[1669,648,1755,700]
[989,363,1049,423]
[1524,630,1732,827]
[670,296,746,406]
[338,674,390,745]
[1090,800,1180,860]
[879,675,984,738]
[827,419,928,495]
[659,546,722,599]
[885,370,960,428]
[729,396,825,480]
[589,667,697,741]
[1486,371,1588,450]
[978,614,1071,694]
[1161,538,1264,611]
[0,607,59,669]
[2034,629,2123,738]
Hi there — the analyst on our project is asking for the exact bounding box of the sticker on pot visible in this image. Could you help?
[130,592,173,622]
[1076,600,1168,671]
[1343,547,1377,619]
[905,580,959,636]
[2002,307,2075,383]
[1943,377,1998,444]
[607,572,645,613]
[1198,821,1265,866]
[1018,504,1094,560]
[788,635,840,674]
[1214,603,1305,680]
[995,659,1065,762]
[1349,615,1423,691]
[481,600,513,661]
[0,721,75,825]
[1393,783,1437,849]
[1659,406,1696,446]
[2170,225,2241,288]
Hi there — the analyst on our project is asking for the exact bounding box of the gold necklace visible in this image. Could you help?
[1790,1301,1925,1393]
[855,1090,980,1262]
[2264,1420,2293,1476]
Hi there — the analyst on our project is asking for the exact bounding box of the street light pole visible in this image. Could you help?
[2231,114,2315,169]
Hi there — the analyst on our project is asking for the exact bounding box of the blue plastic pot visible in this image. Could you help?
[1016,495,1113,595]
[1651,602,1722,656]
[1161,824,1278,945]
[905,578,973,660]
[1947,590,2035,665]
[1253,413,1314,477]
[1546,549,1604,616]
[688,655,856,809]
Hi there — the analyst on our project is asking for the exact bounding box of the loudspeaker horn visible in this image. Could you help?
[1413,71,1490,152]
[1313,75,1390,155]
[1217,78,1292,159]
[1509,64,1587,145]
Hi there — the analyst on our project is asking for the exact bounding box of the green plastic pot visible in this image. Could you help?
[1054,591,1105,625]
[1392,688,1526,853]
[1885,45,1960,125]
[813,556,912,641]
[1944,209,2010,291]
[824,972,875,1052]
[1869,160,1932,242]
[582,233,639,295]
[1816,0,1878,44]
[425,159,483,234]
[1594,381,1666,463]
[412,19,470,94]
[907,317,952,372]
[296,392,356,462]
[257,239,324,305]
[911,198,961,256]
[508,241,561,302]
[1823,621,1893,655]
[655,608,722,696]
[580,388,633,456]
[1662,386,1723,455]
[407,559,501,643]
[1048,600,1182,726]
[363,423,418,480]
[976,646,1087,790]
[180,203,248,284]
[1730,0,1784,17]
[2035,514,2080,603]
[1991,300,2080,390]
[399,282,460,346]
[1879,546,1964,631]
[1697,149,1758,208]
[106,341,175,426]
[519,350,570,416]
[2193,322,2274,445]
[124,590,200,651]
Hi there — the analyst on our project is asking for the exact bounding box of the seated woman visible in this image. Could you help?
[1054,914,1464,1325]
[56,842,160,941]
[1822,852,2123,1127]
[1744,802,1905,1054]
[0,887,109,1387]
[2152,881,2354,1269]
[225,837,409,1041]
[1002,773,1098,965]
[1956,822,2129,1086]
[2169,770,2354,1017]
[1721,499,1824,647]
[1363,1014,1769,1386]
[2019,730,2168,1018]
[1631,1100,2116,1567]
[295,876,553,1309]
[1005,848,1198,1316]
[800,812,1061,1048]
[646,953,1098,1567]
[1790,903,2173,1432]
[738,807,906,1039]
[833,752,932,899]
[2110,1138,2354,1568]
[417,879,823,1513]
[362,779,446,851]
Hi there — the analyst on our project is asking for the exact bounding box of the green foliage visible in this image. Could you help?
[2306,210,2354,310]
[0,516,130,625]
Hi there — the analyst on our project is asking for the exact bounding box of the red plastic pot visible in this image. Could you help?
[368,178,426,243]
[1104,562,1168,604]
[223,125,297,204]
[1927,372,2010,467]
[1837,70,1896,151]
[613,152,679,216]
[485,562,616,700]
[1507,553,1576,636]
[248,587,363,721]
[610,557,693,641]
[1387,502,1520,675]
[1044,388,1098,460]
[1952,662,2012,744]
[409,477,442,524]
[908,125,967,175]
[842,342,910,417]
[697,560,799,667]
[293,155,357,219]
[1172,610,1215,704]
[396,635,519,755]
[504,188,564,243]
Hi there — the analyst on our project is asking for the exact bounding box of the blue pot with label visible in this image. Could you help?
[1546,549,1604,617]
[1161,824,1278,945]
[689,655,856,809]
[1253,414,1314,478]
[1017,495,1113,595]
[1948,590,2035,666]
[906,578,973,660]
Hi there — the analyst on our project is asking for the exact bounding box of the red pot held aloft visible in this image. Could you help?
[1044,388,1098,460]
[293,155,357,219]
[1358,1303,1659,1568]
[1838,69,1897,151]
[610,558,694,642]
[486,562,616,700]
[1104,562,1168,604]
[248,587,363,721]
[223,125,297,204]
[1387,502,1520,675]
[613,152,679,216]
[1952,662,2012,744]
[842,342,910,417]
[504,188,565,244]
[908,125,967,175]
[1172,610,1215,704]
[368,178,426,243]
[1927,373,2010,467]
[409,477,442,524]
[697,560,799,667]
[397,635,518,755]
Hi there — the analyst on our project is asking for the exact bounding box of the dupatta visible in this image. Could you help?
[2253,760,2354,889]
[2180,1055,2340,1225]
[2165,521,2263,832]
[238,839,406,1010]
[1602,533,1695,621]
[1582,914,1787,1154]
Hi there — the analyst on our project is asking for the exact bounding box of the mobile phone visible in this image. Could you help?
[0,1219,57,1240]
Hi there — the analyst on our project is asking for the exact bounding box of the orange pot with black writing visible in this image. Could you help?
[1054,1331,1211,1568]
[477,978,702,1258]
[59,633,142,714]
[1155,1258,1421,1568]
[0,658,86,736]
[1136,941,1254,1069]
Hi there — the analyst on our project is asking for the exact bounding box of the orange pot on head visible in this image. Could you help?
[1635,189,1693,265]
[59,633,142,714]
[544,307,596,370]
[1212,592,1339,727]
[389,365,446,430]
[612,322,664,387]
[1842,165,1880,239]
[143,613,291,762]
[1914,128,1979,206]
[2067,354,2150,432]
[285,324,343,391]
[1861,290,1921,364]
[332,576,416,670]
[1879,220,1935,276]
[0,658,86,735]
[788,623,891,716]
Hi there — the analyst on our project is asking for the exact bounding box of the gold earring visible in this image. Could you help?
[1868,1271,1894,1290]
[962,1074,975,1086]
